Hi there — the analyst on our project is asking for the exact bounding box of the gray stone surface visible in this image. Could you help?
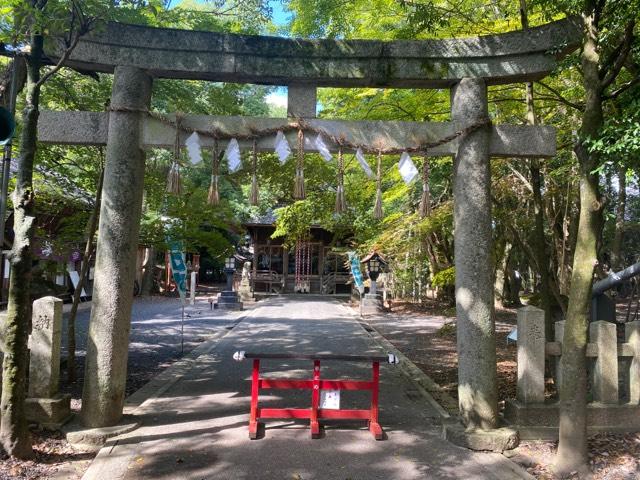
[64,415,140,452]
[81,66,152,428]
[504,400,640,439]
[287,86,317,118]
[28,296,63,398]
[554,320,565,391]
[590,320,619,403]
[451,78,497,430]
[626,321,640,404]
[81,297,532,480]
[516,306,545,404]
[443,421,519,453]
[38,110,558,158]
[25,394,71,429]
[44,18,580,87]
[361,294,383,314]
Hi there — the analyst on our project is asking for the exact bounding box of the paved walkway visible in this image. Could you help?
[61,296,242,397]
[82,296,531,480]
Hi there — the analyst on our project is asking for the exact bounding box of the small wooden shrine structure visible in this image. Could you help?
[245,212,351,295]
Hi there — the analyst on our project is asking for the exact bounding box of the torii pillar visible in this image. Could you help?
[451,78,498,431]
[80,66,152,427]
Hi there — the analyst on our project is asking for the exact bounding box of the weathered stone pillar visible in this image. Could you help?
[29,297,63,398]
[26,296,71,427]
[590,320,618,403]
[626,321,640,404]
[554,320,565,391]
[287,85,317,118]
[516,306,546,404]
[81,66,152,428]
[451,78,497,430]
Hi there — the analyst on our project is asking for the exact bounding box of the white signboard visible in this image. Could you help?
[320,390,340,410]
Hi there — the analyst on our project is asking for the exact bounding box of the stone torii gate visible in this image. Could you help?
[39,19,581,434]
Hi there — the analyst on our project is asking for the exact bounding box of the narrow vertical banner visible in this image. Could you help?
[348,252,364,295]
[168,241,188,304]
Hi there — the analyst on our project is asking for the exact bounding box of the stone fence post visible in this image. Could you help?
[516,306,546,404]
[626,321,640,404]
[26,296,71,428]
[590,320,618,403]
[554,320,565,392]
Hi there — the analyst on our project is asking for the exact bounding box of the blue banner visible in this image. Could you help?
[348,252,365,294]
[168,241,187,304]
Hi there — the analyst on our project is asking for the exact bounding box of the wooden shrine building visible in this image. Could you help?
[245,212,351,295]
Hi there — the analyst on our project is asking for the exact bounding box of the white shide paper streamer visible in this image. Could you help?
[398,151,418,184]
[185,132,202,165]
[314,134,333,162]
[225,138,241,172]
[274,130,291,164]
[355,148,374,179]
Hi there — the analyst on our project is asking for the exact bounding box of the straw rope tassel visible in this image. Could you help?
[250,139,259,206]
[167,118,183,194]
[293,129,305,200]
[419,154,431,218]
[207,139,220,205]
[335,146,346,213]
[373,150,384,220]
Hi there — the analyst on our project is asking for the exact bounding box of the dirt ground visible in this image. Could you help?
[366,299,640,480]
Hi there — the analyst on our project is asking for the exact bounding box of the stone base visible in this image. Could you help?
[504,399,640,440]
[361,295,383,315]
[442,419,519,452]
[214,291,243,310]
[63,414,140,451]
[26,394,72,430]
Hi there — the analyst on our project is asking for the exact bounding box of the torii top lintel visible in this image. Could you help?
[46,17,581,88]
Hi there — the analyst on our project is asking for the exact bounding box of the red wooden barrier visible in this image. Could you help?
[233,351,398,440]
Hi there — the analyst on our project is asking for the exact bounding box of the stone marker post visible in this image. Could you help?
[81,66,152,428]
[590,320,618,404]
[26,296,71,427]
[554,320,565,392]
[516,306,546,404]
[451,78,497,430]
[190,271,196,305]
[626,321,640,404]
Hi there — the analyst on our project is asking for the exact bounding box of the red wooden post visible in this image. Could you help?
[369,361,383,440]
[249,358,260,439]
[310,360,321,438]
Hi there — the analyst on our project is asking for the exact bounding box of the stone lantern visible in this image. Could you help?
[361,251,387,314]
[216,255,243,310]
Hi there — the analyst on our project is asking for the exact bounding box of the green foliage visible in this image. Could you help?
[432,266,455,288]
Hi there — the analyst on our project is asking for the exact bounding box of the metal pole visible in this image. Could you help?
[0,57,19,303]
[181,303,184,354]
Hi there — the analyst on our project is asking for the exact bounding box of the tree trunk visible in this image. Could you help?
[140,245,156,296]
[610,165,626,270]
[520,0,553,337]
[555,8,603,476]
[494,241,511,307]
[67,166,104,384]
[0,34,44,460]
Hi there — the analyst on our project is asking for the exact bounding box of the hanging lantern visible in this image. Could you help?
[373,150,384,220]
[249,139,259,206]
[207,138,220,205]
[335,146,346,213]
[419,154,431,218]
[293,129,305,200]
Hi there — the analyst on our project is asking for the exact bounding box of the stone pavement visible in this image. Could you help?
[81,296,531,480]
[61,296,242,397]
